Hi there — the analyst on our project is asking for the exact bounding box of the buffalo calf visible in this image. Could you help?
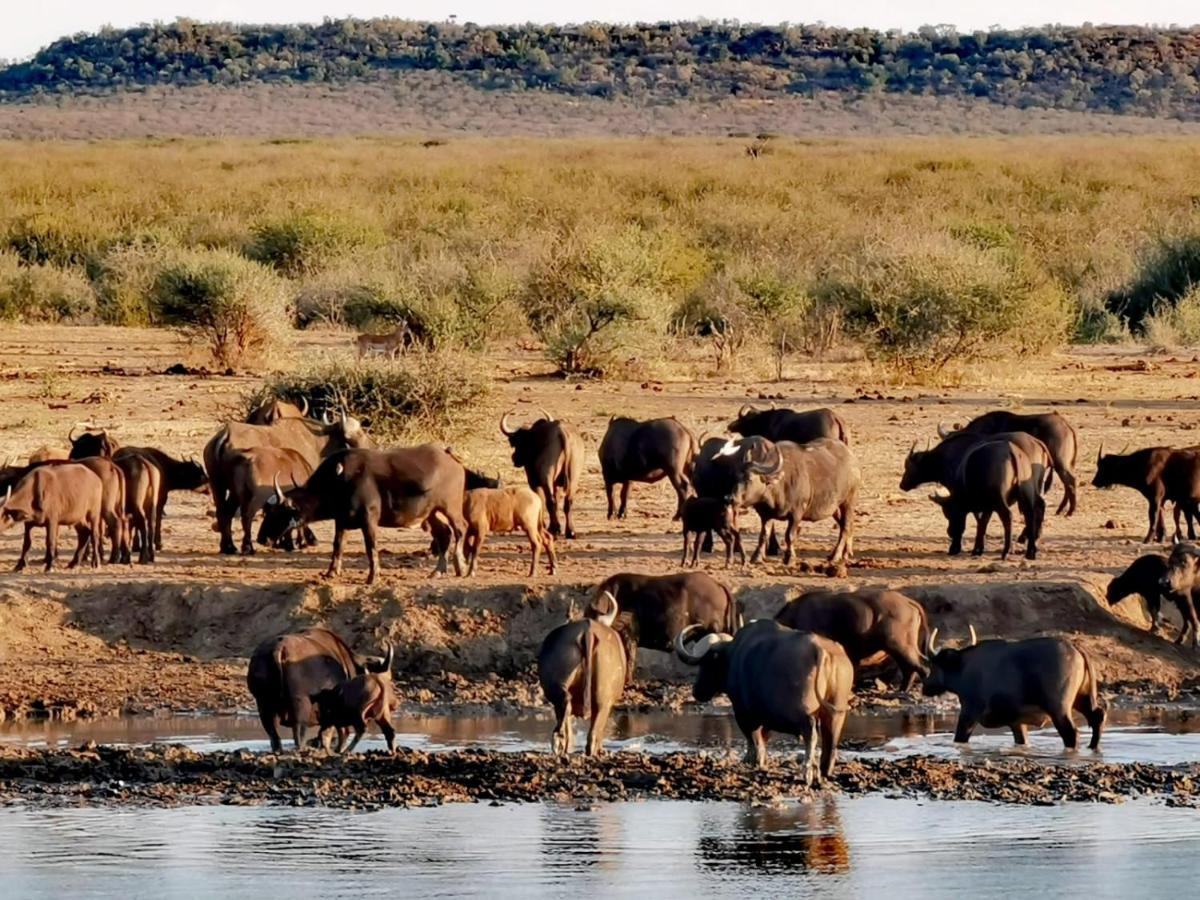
[313,645,398,754]
[680,496,744,568]
[463,485,556,576]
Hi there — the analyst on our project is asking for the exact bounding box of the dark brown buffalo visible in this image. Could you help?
[538,593,626,756]
[720,436,860,566]
[246,396,309,426]
[223,447,314,555]
[0,464,104,571]
[675,619,854,785]
[1157,541,1200,648]
[923,630,1105,749]
[246,627,391,752]
[775,588,932,688]
[1092,446,1200,543]
[500,410,583,539]
[729,405,851,445]
[1107,553,1200,641]
[939,411,1079,515]
[256,445,470,583]
[598,416,696,520]
[693,434,778,557]
[680,496,745,568]
[114,447,208,552]
[587,571,739,684]
[204,411,372,554]
[313,644,397,754]
[929,439,1045,560]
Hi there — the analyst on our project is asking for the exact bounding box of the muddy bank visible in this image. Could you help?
[0,744,1196,810]
[1,575,1196,721]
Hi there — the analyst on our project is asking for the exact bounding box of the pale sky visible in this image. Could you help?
[5,2,1198,63]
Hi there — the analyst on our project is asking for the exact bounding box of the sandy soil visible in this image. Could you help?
[1,325,1199,720]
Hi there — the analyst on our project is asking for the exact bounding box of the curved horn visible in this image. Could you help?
[1097,443,1103,466]
[595,591,619,628]
[908,440,918,458]
[68,424,79,444]
[927,627,939,655]
[748,444,783,477]
[381,642,394,673]
[538,406,553,423]
[968,624,977,646]
[738,404,754,418]
[298,396,309,417]
[499,411,517,436]
[674,624,710,665]
[322,409,334,426]
[937,422,950,439]
[273,473,285,504]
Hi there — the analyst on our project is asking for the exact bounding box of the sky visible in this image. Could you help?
[5,1,1199,62]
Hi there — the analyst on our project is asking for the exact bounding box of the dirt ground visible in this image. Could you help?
[1,325,1199,721]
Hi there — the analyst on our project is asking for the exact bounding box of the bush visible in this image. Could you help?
[92,243,165,326]
[0,253,96,322]
[248,351,491,444]
[1143,284,1200,350]
[6,215,107,268]
[1107,234,1200,333]
[822,237,1070,378]
[245,215,356,278]
[522,227,676,377]
[150,249,293,366]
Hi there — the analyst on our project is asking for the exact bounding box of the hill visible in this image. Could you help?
[3,18,1200,122]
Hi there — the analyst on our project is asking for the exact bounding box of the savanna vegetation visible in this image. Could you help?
[6,20,1200,121]
[2,136,1200,384]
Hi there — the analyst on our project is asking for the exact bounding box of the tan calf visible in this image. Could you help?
[1,464,104,571]
[463,485,556,576]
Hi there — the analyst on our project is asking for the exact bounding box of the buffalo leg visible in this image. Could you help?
[732,528,747,567]
[290,697,313,750]
[617,483,630,519]
[240,504,257,555]
[971,510,991,556]
[363,521,381,585]
[622,632,638,686]
[343,724,367,755]
[830,501,855,563]
[750,513,771,564]
[766,524,781,557]
[819,709,844,779]
[682,530,693,567]
[1143,498,1159,543]
[542,529,557,574]
[258,709,284,753]
[587,701,611,757]
[378,717,397,752]
[799,718,819,786]
[739,719,767,769]
[701,530,714,554]
[1011,723,1028,745]
[550,697,570,756]
[469,526,487,577]
[68,525,87,569]
[540,485,561,537]
[1076,701,1106,751]
[154,499,167,551]
[1050,711,1078,750]
[782,516,797,566]
[562,490,575,540]
[668,473,688,521]
[526,526,540,577]
[44,522,59,572]
[14,523,33,572]
[952,710,977,744]
[441,507,468,577]
[325,524,347,579]
[217,494,238,555]
[996,505,1013,560]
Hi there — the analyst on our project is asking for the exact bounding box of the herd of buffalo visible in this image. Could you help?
[2,397,1200,780]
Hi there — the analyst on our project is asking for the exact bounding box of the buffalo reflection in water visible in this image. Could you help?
[695,797,849,876]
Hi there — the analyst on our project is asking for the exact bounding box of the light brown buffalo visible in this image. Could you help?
[1,464,105,571]
[463,485,556,576]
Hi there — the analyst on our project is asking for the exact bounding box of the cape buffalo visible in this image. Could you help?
[923,630,1105,749]
[257,445,470,583]
[675,619,854,785]
[729,405,850,445]
[115,447,209,552]
[720,436,860,566]
[247,627,392,752]
[598,416,697,520]
[1092,446,1200,543]
[538,593,626,756]
[680,496,745,568]
[587,571,739,684]
[1107,552,1200,640]
[1157,541,1200,647]
[775,588,932,689]
[500,410,583,539]
[463,484,556,576]
[313,644,397,754]
[929,439,1045,560]
[0,465,104,571]
[938,411,1078,515]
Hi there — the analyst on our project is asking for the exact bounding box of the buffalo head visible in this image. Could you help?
[500,409,554,468]
[68,427,118,459]
[899,439,936,491]
[1161,540,1200,597]
[728,404,774,437]
[674,623,735,702]
[717,436,783,508]
[1090,443,1128,489]
[920,625,977,697]
[257,474,312,549]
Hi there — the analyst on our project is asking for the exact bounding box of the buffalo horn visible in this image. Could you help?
[908,440,918,458]
[937,422,950,439]
[738,404,754,418]
[748,444,783,477]
[595,591,619,628]
[968,624,978,646]
[68,424,79,444]
[2,485,10,507]
[674,624,710,665]
[322,409,334,426]
[299,396,309,417]
[1096,443,1103,466]
[380,642,394,674]
[499,411,517,436]
[272,474,285,504]
[927,627,939,655]
[538,406,553,423]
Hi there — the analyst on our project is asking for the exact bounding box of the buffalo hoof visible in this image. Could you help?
[13,561,26,573]
[241,545,256,556]
[219,542,238,555]
[1025,548,1038,561]
[565,528,576,540]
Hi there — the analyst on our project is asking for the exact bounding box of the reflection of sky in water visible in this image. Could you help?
[1,798,1197,899]
[2,709,1197,765]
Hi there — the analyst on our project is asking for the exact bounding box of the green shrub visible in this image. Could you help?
[6,215,107,268]
[0,253,96,322]
[245,215,356,278]
[150,249,293,366]
[822,237,1070,378]
[522,227,675,377]
[248,351,491,444]
[91,244,164,326]
[1143,285,1200,350]
[1107,234,1200,333]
